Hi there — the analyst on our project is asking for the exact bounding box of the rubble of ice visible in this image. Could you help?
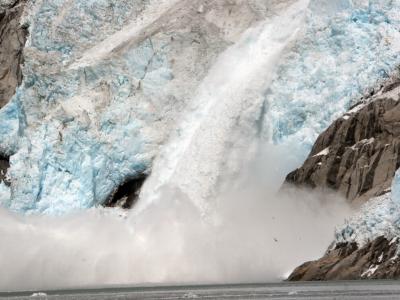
[0,0,400,214]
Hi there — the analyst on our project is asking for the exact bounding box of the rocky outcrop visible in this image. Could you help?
[286,74,400,281]
[0,0,27,108]
[288,236,400,281]
[285,76,400,203]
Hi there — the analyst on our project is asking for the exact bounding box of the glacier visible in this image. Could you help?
[0,0,400,214]
[0,0,275,214]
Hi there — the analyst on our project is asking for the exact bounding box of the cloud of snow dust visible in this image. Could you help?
[0,141,351,292]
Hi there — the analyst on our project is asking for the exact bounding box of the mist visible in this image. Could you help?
[0,141,351,292]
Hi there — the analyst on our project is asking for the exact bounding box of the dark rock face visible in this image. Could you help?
[0,155,10,185]
[286,75,400,281]
[0,0,27,108]
[104,176,146,209]
[288,236,400,281]
[285,77,400,203]
[0,0,26,183]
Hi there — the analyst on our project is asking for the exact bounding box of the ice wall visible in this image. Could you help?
[262,0,400,156]
[0,0,270,214]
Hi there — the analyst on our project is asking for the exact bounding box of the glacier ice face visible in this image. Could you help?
[0,1,177,214]
[262,0,400,158]
[0,0,272,214]
[1,0,400,214]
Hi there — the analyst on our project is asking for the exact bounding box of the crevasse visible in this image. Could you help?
[0,0,399,214]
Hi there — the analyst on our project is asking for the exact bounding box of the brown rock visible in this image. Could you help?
[0,1,25,183]
[285,75,400,281]
[0,154,10,185]
[288,236,400,281]
[0,0,27,108]
[285,77,400,203]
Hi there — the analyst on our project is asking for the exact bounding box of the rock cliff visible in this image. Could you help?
[0,0,27,108]
[289,236,400,280]
[0,0,26,185]
[286,75,400,203]
[287,73,400,280]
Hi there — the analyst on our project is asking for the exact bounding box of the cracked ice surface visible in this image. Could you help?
[1,0,400,214]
